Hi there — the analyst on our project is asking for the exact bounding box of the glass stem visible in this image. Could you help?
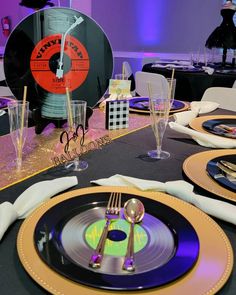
[156,146,161,158]
[73,157,80,170]
[16,143,23,171]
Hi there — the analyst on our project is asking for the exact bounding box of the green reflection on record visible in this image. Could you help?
[85,219,148,256]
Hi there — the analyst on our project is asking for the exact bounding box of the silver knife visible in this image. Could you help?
[220,160,236,172]
[216,162,236,178]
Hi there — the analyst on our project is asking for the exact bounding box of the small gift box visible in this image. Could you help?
[105,100,129,130]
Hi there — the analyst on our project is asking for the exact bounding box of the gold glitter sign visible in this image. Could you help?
[51,124,112,166]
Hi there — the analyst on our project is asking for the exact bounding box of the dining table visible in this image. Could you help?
[142,62,236,101]
[0,106,235,295]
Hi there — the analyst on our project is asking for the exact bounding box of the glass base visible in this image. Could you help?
[65,159,88,171]
[147,150,170,160]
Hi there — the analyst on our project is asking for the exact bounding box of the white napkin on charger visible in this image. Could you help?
[169,121,236,148]
[173,101,219,126]
[0,176,78,241]
[91,174,236,225]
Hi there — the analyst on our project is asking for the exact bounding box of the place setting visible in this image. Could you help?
[16,185,234,294]
[186,114,236,199]
[129,97,189,114]
[165,101,236,202]
[183,149,236,202]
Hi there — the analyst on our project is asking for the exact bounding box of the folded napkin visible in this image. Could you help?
[190,101,219,114]
[158,60,191,65]
[0,176,78,241]
[91,174,236,225]
[202,66,214,75]
[173,110,199,126]
[169,121,236,148]
[174,101,219,126]
[152,64,195,69]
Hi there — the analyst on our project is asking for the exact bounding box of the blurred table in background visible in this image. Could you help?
[142,63,236,101]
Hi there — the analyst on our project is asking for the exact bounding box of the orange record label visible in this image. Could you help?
[30,34,90,94]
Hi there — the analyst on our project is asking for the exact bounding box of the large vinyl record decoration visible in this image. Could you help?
[4,8,113,133]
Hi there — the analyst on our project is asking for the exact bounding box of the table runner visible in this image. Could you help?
[0,109,150,190]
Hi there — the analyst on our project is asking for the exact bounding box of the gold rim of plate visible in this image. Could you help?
[183,149,236,202]
[17,186,233,295]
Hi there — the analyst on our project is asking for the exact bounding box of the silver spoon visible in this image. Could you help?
[122,198,145,272]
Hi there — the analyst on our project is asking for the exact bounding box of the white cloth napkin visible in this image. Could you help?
[173,110,199,126]
[174,101,219,126]
[202,66,214,75]
[152,63,195,69]
[169,121,236,148]
[190,101,219,114]
[157,60,191,66]
[0,176,78,241]
[91,174,236,225]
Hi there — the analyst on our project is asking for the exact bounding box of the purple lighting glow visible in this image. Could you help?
[136,0,164,47]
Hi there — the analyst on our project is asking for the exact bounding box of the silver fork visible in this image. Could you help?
[89,192,121,268]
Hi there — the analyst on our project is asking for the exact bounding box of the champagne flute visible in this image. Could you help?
[7,100,29,171]
[64,99,88,171]
[148,93,171,160]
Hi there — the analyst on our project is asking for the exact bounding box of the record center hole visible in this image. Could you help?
[49,52,71,75]
[107,229,127,242]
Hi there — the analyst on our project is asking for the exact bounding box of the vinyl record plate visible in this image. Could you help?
[202,118,236,139]
[129,98,188,114]
[34,191,199,290]
[189,115,236,137]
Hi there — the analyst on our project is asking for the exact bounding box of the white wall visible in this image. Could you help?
[0,0,92,46]
[72,0,91,16]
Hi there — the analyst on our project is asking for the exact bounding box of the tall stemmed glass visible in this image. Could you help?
[147,86,172,160]
[8,100,29,171]
[64,93,88,171]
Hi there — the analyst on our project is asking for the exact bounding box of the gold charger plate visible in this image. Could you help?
[17,186,233,295]
[129,99,189,114]
[189,115,236,135]
[183,149,236,203]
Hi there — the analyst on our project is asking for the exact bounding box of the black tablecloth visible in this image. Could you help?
[0,112,9,136]
[0,109,235,294]
[142,64,236,101]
